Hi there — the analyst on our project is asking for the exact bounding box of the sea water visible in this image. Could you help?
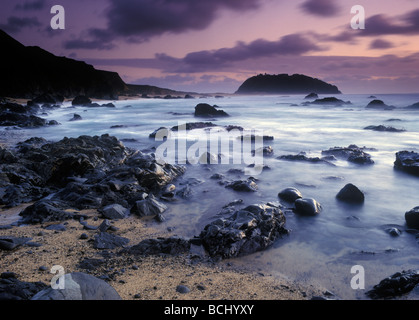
[3,93,419,299]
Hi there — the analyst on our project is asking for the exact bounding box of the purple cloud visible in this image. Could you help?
[0,16,41,33]
[64,0,263,49]
[300,0,340,17]
[14,0,47,11]
[369,39,394,50]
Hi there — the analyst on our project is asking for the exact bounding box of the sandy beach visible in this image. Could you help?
[0,205,326,300]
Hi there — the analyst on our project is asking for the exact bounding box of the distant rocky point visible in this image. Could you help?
[235,74,341,95]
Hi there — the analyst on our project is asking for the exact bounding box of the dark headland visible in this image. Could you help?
[0,30,193,100]
[235,73,341,95]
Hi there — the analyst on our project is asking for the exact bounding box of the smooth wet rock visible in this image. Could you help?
[200,203,288,259]
[294,198,322,216]
[394,151,419,176]
[31,272,122,300]
[278,187,303,202]
[310,97,350,106]
[176,285,191,294]
[366,270,419,299]
[277,152,333,165]
[336,184,365,204]
[405,207,419,229]
[69,114,82,121]
[226,179,258,192]
[45,224,67,232]
[366,99,395,110]
[194,103,229,117]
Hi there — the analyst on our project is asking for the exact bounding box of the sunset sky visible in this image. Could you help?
[1,0,419,94]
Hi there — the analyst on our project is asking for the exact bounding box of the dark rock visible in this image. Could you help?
[406,102,419,109]
[0,112,48,128]
[305,93,319,99]
[366,270,419,299]
[31,272,122,300]
[184,94,194,99]
[93,232,130,250]
[277,152,334,165]
[252,146,274,157]
[69,114,82,121]
[336,184,365,204]
[79,233,89,240]
[45,224,67,232]
[366,99,395,110]
[322,145,374,165]
[386,227,402,237]
[394,151,419,176]
[235,74,341,95]
[226,179,258,192]
[0,274,47,300]
[405,207,419,229]
[171,122,217,131]
[199,203,288,259]
[77,258,106,271]
[364,125,405,132]
[176,285,191,294]
[122,237,191,255]
[98,219,112,232]
[72,96,92,106]
[194,103,229,117]
[0,236,32,251]
[310,97,350,106]
[131,195,167,217]
[101,204,128,220]
[20,200,74,224]
[278,187,303,202]
[294,198,322,216]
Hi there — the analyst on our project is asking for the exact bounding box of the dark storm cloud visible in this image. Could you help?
[64,0,263,49]
[0,16,41,33]
[300,0,340,17]
[15,0,47,11]
[63,28,116,50]
[106,0,262,38]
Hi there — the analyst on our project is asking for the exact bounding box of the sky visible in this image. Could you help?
[1,0,419,94]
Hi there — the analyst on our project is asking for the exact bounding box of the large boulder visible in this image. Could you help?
[194,103,229,117]
[366,270,419,299]
[278,187,303,202]
[294,198,322,216]
[19,200,74,224]
[31,272,122,300]
[200,203,288,259]
[321,145,374,165]
[336,184,365,204]
[405,207,419,229]
[394,151,419,176]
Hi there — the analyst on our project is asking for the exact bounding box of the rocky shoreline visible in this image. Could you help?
[1,95,419,300]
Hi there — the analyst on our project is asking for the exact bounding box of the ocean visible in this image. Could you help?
[3,93,419,299]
